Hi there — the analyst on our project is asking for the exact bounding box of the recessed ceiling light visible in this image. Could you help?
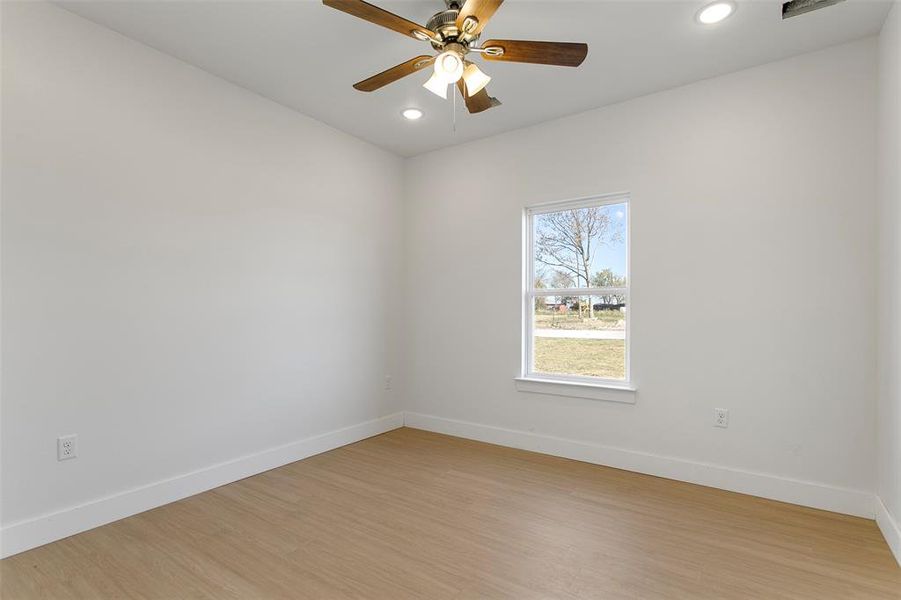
[697,1,735,24]
[402,108,423,120]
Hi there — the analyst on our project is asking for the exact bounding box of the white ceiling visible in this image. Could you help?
[59,0,891,157]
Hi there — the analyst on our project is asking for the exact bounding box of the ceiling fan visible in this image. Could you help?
[322,0,588,114]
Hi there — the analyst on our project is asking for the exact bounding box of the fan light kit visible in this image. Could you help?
[697,1,736,24]
[323,0,588,114]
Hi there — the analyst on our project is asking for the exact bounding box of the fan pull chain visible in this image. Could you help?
[452,87,457,135]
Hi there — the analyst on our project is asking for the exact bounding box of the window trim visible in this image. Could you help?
[520,192,633,398]
[514,377,636,403]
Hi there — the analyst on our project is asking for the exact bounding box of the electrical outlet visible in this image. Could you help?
[714,408,729,428]
[58,434,78,461]
[384,375,392,391]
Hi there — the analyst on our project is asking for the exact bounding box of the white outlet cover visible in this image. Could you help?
[57,434,78,461]
[714,408,729,428]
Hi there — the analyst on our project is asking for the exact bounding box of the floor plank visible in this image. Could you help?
[2,427,899,599]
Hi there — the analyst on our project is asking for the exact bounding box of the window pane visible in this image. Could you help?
[533,202,628,290]
[532,296,627,380]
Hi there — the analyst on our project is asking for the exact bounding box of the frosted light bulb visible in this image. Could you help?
[433,50,464,83]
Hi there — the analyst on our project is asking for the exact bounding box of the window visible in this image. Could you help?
[521,194,631,393]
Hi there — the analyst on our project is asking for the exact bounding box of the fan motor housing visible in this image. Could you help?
[426,8,478,49]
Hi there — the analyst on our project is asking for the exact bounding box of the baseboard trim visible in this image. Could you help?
[876,496,901,567]
[403,412,875,519]
[1,412,404,559]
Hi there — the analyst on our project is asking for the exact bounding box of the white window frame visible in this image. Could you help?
[517,192,635,402]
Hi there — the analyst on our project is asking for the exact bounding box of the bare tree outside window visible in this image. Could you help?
[591,268,627,307]
[534,206,624,318]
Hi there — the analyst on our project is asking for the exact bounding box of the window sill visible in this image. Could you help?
[514,377,637,403]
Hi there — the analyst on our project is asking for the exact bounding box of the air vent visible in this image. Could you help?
[782,0,845,19]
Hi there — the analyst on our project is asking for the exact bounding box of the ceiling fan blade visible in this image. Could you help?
[354,56,435,92]
[456,80,501,114]
[480,39,588,67]
[323,0,436,41]
[455,0,503,37]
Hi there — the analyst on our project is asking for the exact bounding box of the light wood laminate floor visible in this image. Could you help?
[2,427,899,599]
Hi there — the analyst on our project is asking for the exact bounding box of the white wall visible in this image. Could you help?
[1,0,403,545]
[404,39,878,514]
[876,1,901,563]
